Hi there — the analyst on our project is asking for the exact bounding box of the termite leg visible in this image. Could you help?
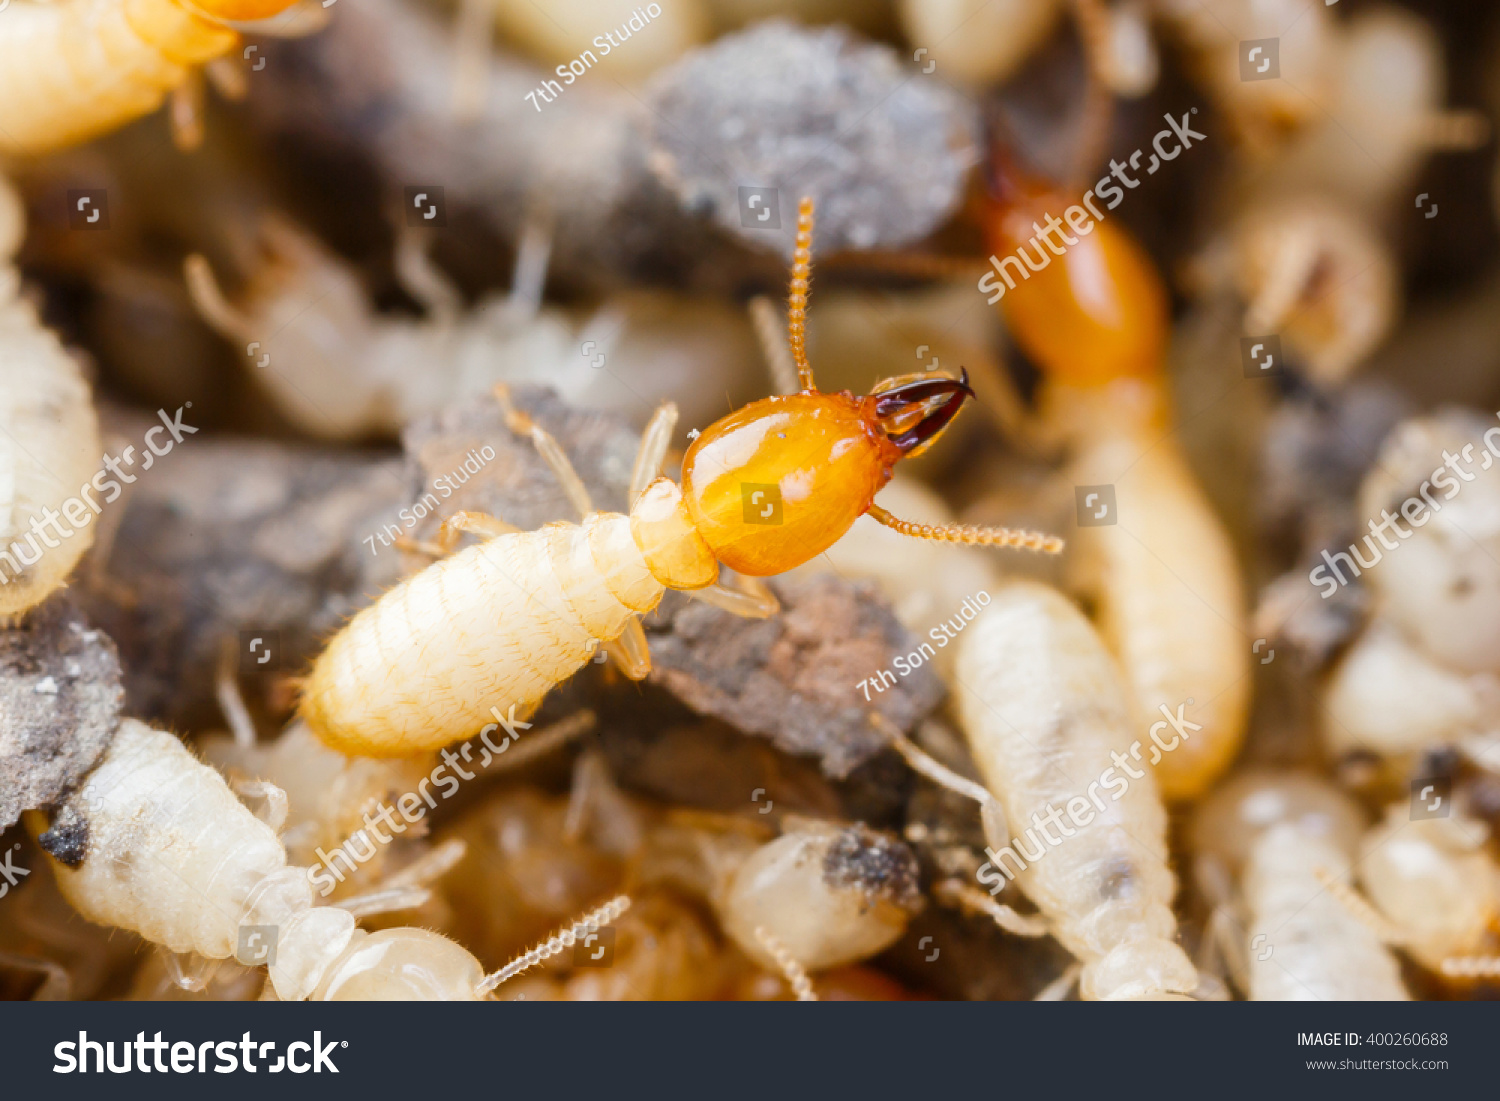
[450,0,497,121]
[183,255,257,343]
[379,839,468,893]
[630,401,680,505]
[935,879,1053,938]
[1199,904,1250,997]
[689,572,780,618]
[204,57,248,102]
[0,951,70,1001]
[866,503,1065,555]
[161,949,218,993]
[505,214,553,322]
[493,384,594,519]
[1243,222,1320,335]
[230,779,289,834]
[749,295,800,397]
[169,69,206,152]
[216,641,258,750]
[787,196,818,392]
[1313,866,1407,945]
[1035,962,1082,1001]
[601,618,651,680]
[336,886,432,919]
[396,510,520,560]
[394,225,463,326]
[1415,109,1490,150]
[479,709,595,773]
[873,714,997,807]
[328,836,465,918]
[754,926,818,1001]
[84,453,138,606]
[563,751,609,842]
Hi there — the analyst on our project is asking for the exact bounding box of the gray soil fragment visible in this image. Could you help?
[0,600,122,829]
[823,823,923,912]
[1256,562,1368,671]
[403,386,638,535]
[646,20,978,257]
[1259,383,1410,548]
[597,714,844,820]
[78,435,409,727]
[644,574,946,778]
[36,804,88,868]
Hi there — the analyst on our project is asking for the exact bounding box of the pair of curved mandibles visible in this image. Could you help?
[298,198,1063,759]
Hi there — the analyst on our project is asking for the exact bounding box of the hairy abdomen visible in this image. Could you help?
[302,515,662,756]
[0,0,243,155]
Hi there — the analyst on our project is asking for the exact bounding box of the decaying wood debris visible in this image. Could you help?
[0,600,121,830]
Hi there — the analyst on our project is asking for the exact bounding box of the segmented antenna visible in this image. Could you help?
[753,925,818,1001]
[866,505,1065,554]
[478,894,632,995]
[1440,956,1500,979]
[787,197,816,392]
[1312,867,1406,946]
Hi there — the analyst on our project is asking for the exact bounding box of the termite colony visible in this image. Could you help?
[3,0,1500,1008]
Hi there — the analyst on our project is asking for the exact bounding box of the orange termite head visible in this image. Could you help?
[978,138,1169,389]
[677,370,975,577]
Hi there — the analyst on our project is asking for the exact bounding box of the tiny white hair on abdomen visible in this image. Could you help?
[50,720,286,959]
[303,514,662,755]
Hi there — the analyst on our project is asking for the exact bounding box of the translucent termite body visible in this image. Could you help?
[1154,0,1335,147]
[201,719,432,875]
[645,816,924,975]
[0,175,102,619]
[955,581,1198,1000]
[1321,411,1500,768]
[301,197,1062,757]
[0,0,305,156]
[1357,804,1499,976]
[1192,771,1409,1001]
[1189,196,1398,386]
[30,720,494,1000]
[186,219,612,441]
[981,167,1248,801]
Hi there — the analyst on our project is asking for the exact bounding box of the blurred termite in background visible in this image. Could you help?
[979,154,1249,802]
[642,813,924,991]
[1355,802,1500,984]
[1320,411,1500,782]
[1182,5,1486,388]
[0,0,329,155]
[184,214,764,440]
[926,581,1201,1000]
[27,713,637,1000]
[0,176,102,620]
[1191,771,1409,1001]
